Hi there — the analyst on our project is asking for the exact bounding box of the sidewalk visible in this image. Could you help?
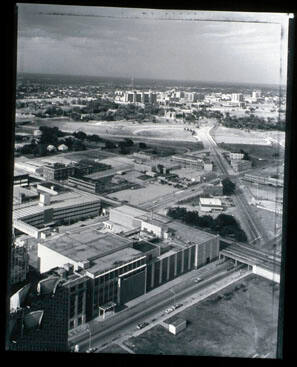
[68,260,221,341]
[124,260,224,308]
[69,261,245,344]
[96,268,252,352]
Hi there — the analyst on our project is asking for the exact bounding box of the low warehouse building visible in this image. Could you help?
[199,197,223,212]
[168,318,187,335]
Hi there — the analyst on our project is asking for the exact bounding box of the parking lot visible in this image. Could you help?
[107,182,177,206]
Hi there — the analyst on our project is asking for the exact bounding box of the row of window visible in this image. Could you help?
[53,205,100,219]
[94,258,145,285]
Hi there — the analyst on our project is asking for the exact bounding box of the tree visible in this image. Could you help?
[72,140,86,151]
[124,138,134,147]
[157,164,164,174]
[222,178,236,195]
[104,141,116,149]
[139,142,147,149]
[73,131,87,140]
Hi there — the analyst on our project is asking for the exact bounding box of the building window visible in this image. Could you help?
[77,317,82,326]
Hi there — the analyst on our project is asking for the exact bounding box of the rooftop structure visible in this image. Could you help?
[166,220,217,245]
[13,189,101,238]
[37,229,143,277]
[168,318,187,335]
[199,197,223,212]
[84,168,120,180]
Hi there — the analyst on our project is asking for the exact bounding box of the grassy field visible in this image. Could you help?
[123,275,280,358]
[212,126,285,146]
[134,127,197,141]
[61,150,114,161]
[250,206,282,241]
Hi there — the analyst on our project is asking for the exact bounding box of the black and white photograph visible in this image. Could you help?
[5,2,294,359]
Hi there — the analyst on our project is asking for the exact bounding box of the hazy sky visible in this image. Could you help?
[17,4,290,84]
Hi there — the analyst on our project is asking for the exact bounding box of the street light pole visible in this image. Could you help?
[87,325,92,350]
[169,289,176,306]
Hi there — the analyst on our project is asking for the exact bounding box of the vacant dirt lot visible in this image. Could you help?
[123,275,280,358]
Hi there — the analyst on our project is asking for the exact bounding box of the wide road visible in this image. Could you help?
[70,262,245,351]
[220,242,281,269]
[199,124,269,245]
[139,178,219,211]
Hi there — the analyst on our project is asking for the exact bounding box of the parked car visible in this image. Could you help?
[137,322,149,329]
[86,347,98,353]
[174,303,183,309]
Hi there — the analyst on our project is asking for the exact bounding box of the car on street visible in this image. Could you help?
[194,277,202,283]
[86,347,98,353]
[137,322,149,329]
[174,303,183,309]
[165,307,175,314]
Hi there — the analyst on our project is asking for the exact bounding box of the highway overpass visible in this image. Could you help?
[219,241,281,283]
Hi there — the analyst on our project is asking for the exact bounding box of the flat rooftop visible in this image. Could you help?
[41,229,132,261]
[169,318,186,327]
[111,205,147,219]
[13,190,101,220]
[13,186,39,199]
[88,247,143,276]
[200,198,222,206]
[14,168,29,177]
[133,241,157,253]
[139,216,170,229]
[171,168,202,179]
[167,221,217,245]
[84,168,120,180]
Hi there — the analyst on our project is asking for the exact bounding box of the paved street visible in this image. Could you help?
[69,260,251,352]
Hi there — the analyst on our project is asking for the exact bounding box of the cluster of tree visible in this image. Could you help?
[220,113,285,131]
[38,126,64,145]
[60,137,86,151]
[55,98,163,122]
[17,140,48,156]
[167,207,247,242]
[192,109,224,121]
[222,178,236,195]
[118,138,134,154]
[17,126,86,156]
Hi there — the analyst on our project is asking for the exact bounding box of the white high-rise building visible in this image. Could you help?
[231,93,244,103]
[252,90,262,100]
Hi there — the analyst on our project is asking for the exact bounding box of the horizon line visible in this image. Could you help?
[17,71,286,88]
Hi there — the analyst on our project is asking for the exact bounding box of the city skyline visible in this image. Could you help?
[17,4,289,85]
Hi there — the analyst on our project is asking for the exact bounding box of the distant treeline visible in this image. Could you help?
[26,98,163,122]
[15,125,147,157]
[220,113,285,131]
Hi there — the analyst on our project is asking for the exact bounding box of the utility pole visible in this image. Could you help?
[169,288,176,306]
[87,324,92,350]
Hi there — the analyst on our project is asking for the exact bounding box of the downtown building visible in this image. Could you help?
[8,276,70,352]
[37,230,147,322]
[34,205,219,331]
[122,90,157,105]
[13,187,101,239]
[10,239,30,285]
